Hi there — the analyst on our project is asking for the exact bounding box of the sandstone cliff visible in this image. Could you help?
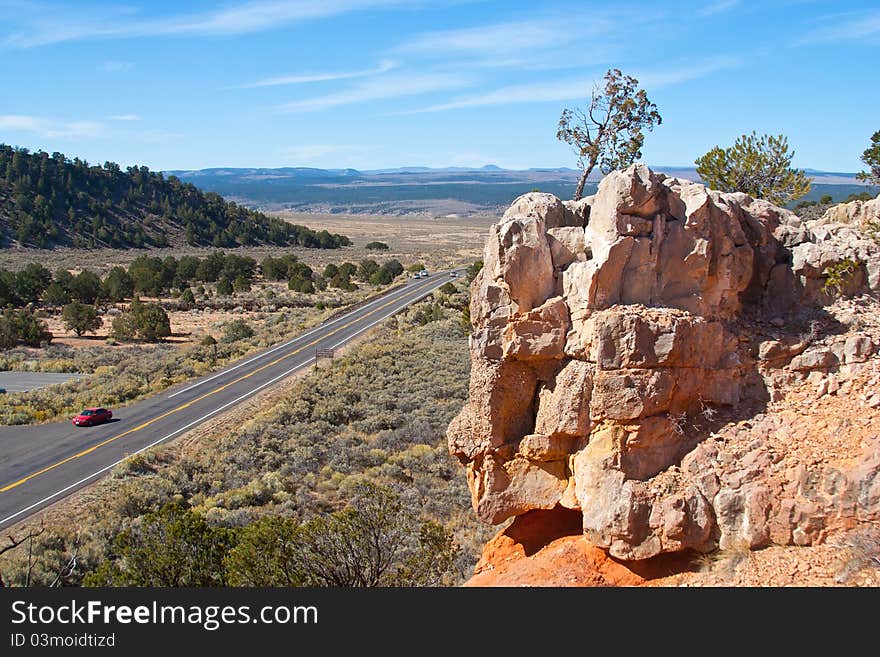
[448,164,880,584]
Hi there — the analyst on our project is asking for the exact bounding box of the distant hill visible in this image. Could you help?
[0,145,351,249]
[167,164,878,216]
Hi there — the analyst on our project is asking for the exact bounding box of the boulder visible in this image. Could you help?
[448,163,880,564]
[844,334,875,364]
[504,192,579,229]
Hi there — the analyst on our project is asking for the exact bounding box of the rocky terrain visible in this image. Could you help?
[448,164,880,586]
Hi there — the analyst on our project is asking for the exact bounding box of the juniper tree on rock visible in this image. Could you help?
[695,131,812,205]
[857,130,880,187]
[557,68,662,201]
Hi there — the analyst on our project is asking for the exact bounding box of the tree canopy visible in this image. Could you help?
[857,130,880,187]
[694,132,812,205]
[557,68,662,200]
[0,144,352,249]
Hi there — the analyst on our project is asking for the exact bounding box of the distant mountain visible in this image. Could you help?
[166,163,876,217]
[0,145,351,249]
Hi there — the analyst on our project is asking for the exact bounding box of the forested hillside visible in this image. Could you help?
[0,145,351,249]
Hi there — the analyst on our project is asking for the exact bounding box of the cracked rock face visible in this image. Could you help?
[448,164,880,561]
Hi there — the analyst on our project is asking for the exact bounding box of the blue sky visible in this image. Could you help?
[0,0,877,172]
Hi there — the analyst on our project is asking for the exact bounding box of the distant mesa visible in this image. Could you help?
[164,163,877,218]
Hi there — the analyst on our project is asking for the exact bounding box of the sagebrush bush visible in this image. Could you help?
[0,300,492,586]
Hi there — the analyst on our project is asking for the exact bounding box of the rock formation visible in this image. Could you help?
[448,164,880,565]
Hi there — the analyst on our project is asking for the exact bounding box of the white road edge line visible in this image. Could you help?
[0,361,304,528]
[0,275,448,529]
[166,276,441,398]
[325,283,442,352]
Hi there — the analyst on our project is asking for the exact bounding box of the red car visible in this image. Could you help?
[72,407,113,427]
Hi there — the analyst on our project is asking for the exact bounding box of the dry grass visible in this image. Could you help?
[0,212,496,275]
[0,292,493,586]
[275,211,495,272]
[692,540,754,579]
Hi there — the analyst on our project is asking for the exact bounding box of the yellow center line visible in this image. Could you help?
[0,278,440,493]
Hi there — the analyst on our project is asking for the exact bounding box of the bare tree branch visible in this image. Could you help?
[0,523,46,588]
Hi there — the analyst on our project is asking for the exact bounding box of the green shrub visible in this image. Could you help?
[179,288,196,308]
[83,503,236,587]
[110,313,137,341]
[133,302,171,342]
[43,282,71,307]
[70,270,102,304]
[61,302,101,337]
[101,266,134,302]
[221,319,254,343]
[357,258,380,281]
[0,308,52,348]
[369,260,403,286]
[465,259,483,284]
[233,275,251,293]
[823,258,861,297]
[216,278,233,296]
[110,299,170,342]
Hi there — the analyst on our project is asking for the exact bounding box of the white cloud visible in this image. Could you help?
[0,114,103,138]
[698,1,739,17]
[393,19,575,58]
[244,60,396,88]
[388,12,654,72]
[276,72,471,112]
[796,10,880,45]
[0,114,44,132]
[411,78,595,113]
[2,0,422,48]
[44,121,103,138]
[109,114,141,121]
[408,58,741,113]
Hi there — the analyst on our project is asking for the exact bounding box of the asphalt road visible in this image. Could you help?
[0,372,88,394]
[0,271,459,531]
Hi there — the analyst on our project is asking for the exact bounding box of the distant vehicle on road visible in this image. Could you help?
[72,408,113,427]
[419,270,429,278]
[449,271,458,278]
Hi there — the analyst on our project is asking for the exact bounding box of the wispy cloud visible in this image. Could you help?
[2,0,419,48]
[407,57,740,113]
[108,114,141,121]
[276,72,471,112]
[796,10,880,45]
[698,1,739,17]
[393,19,576,58]
[243,60,396,88]
[389,12,654,71]
[0,114,43,132]
[0,114,103,138]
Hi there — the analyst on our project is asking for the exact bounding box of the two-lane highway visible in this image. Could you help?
[0,271,458,530]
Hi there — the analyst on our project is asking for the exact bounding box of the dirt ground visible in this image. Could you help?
[42,307,251,349]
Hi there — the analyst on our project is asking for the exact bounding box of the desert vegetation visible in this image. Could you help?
[0,285,493,586]
[695,131,812,205]
[0,246,418,424]
[557,67,662,201]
